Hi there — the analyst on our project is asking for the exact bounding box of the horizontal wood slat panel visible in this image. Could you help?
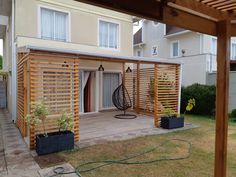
[125,64,180,128]
[17,52,80,149]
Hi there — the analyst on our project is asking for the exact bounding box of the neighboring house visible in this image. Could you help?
[1,0,181,149]
[133,20,236,111]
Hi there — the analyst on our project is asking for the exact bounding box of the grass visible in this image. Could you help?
[59,115,236,177]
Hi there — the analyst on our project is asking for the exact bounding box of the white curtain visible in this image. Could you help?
[172,42,179,57]
[79,71,84,113]
[41,8,67,41]
[41,8,54,40]
[103,73,119,108]
[55,11,67,41]
[99,21,108,48]
[109,23,118,48]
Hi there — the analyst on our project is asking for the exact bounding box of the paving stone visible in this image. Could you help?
[38,163,78,177]
[0,109,41,177]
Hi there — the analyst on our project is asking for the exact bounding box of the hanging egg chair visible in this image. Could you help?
[112,83,137,119]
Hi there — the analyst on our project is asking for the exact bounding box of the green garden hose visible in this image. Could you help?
[49,139,192,177]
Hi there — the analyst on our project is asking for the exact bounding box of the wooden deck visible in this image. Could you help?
[78,111,198,147]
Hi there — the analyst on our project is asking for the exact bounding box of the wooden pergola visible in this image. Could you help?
[17,47,181,150]
[74,0,236,177]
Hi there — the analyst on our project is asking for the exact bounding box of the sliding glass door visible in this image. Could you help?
[103,73,120,108]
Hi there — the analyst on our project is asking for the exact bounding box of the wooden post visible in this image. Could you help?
[23,61,28,137]
[123,63,126,85]
[154,64,159,127]
[73,60,80,142]
[214,20,231,177]
[136,63,140,113]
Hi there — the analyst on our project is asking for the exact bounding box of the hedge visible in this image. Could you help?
[181,83,216,115]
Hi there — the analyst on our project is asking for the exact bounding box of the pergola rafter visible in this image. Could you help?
[73,0,236,177]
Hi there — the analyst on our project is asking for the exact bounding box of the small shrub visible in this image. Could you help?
[162,108,177,118]
[58,112,74,132]
[181,84,216,115]
[231,109,236,120]
[25,101,48,136]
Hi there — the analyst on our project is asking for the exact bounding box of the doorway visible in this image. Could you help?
[79,70,97,113]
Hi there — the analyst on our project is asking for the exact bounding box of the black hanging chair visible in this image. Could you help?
[112,83,137,119]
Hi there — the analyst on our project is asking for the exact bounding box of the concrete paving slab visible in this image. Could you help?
[38,163,78,177]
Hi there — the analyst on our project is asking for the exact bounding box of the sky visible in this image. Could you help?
[0,39,3,56]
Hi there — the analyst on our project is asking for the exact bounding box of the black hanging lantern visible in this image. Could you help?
[98,64,104,71]
[126,66,132,73]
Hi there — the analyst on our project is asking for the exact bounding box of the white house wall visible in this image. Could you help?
[15,0,133,56]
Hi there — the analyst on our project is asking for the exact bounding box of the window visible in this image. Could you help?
[152,46,158,56]
[212,38,217,55]
[231,43,236,60]
[136,50,142,57]
[210,38,217,72]
[137,50,141,57]
[99,20,119,49]
[171,41,179,58]
[40,7,69,42]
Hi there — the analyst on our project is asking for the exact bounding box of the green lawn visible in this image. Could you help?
[59,115,236,177]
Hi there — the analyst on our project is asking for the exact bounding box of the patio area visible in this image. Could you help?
[78,111,198,147]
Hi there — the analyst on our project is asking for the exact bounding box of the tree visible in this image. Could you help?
[0,55,2,70]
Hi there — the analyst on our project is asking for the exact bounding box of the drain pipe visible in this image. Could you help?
[11,0,17,122]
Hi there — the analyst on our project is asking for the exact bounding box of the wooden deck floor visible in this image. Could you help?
[80,111,153,141]
[78,111,198,147]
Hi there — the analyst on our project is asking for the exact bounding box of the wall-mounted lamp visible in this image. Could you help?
[126,66,132,73]
[181,49,186,57]
[98,64,104,71]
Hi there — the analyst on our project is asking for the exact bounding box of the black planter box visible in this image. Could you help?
[36,131,74,155]
[160,117,184,129]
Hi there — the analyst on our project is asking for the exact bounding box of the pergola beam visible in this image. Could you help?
[167,0,228,21]
[163,6,217,36]
[77,0,217,36]
[231,24,236,36]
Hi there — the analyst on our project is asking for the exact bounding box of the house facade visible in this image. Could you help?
[1,0,182,149]
[134,20,236,86]
[1,0,133,121]
[133,20,236,112]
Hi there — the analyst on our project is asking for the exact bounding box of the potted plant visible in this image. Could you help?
[26,101,74,155]
[160,98,195,129]
[57,112,74,152]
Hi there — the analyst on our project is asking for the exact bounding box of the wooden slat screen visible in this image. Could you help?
[16,53,29,137]
[17,52,79,149]
[154,64,180,127]
[125,63,180,127]
[28,54,79,149]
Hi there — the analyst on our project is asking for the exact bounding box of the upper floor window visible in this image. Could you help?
[152,45,158,56]
[231,43,236,60]
[137,50,142,57]
[171,41,179,58]
[99,20,119,49]
[40,7,69,42]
